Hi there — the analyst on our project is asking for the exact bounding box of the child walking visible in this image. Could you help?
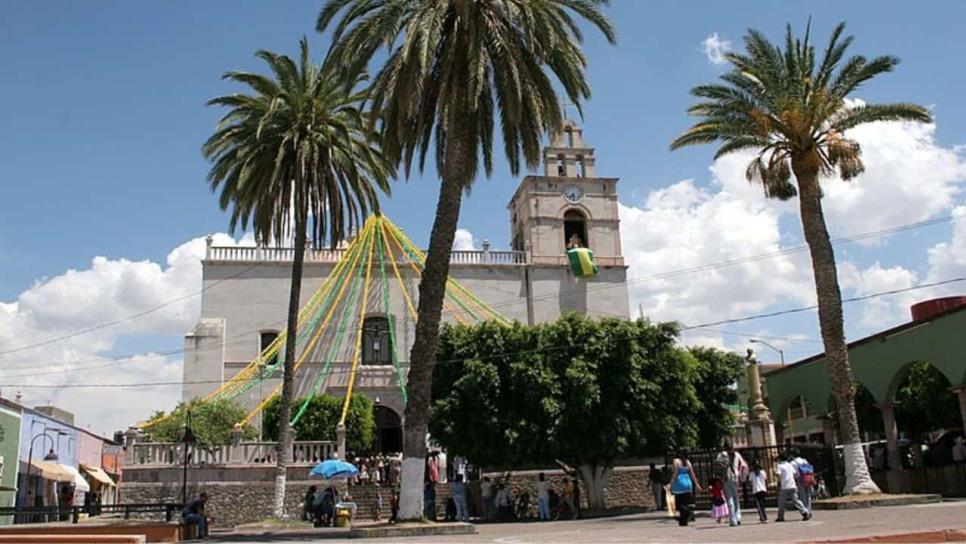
[750,461,768,523]
[709,477,729,523]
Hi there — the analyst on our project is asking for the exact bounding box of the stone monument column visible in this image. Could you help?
[744,349,777,448]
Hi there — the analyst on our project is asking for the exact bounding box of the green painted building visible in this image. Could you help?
[0,400,22,525]
[755,298,966,468]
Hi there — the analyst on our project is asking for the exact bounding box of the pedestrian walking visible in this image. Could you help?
[791,449,816,511]
[536,473,551,521]
[749,461,768,523]
[709,477,730,523]
[558,478,578,520]
[452,474,469,522]
[648,463,664,511]
[481,476,495,521]
[715,443,747,526]
[668,451,703,527]
[777,454,811,522]
[423,481,437,521]
[495,484,512,521]
[389,489,400,524]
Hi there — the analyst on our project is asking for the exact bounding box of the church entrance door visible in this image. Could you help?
[373,405,402,454]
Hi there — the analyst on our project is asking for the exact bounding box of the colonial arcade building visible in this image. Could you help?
[181,120,631,452]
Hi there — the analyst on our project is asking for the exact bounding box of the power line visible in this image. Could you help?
[681,276,966,330]
[3,211,958,376]
[5,211,957,360]
[439,211,964,317]
[0,262,261,358]
[8,273,965,391]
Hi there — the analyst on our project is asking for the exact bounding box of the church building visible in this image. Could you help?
[181,120,630,452]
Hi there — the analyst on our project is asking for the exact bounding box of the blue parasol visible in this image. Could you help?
[310,459,359,479]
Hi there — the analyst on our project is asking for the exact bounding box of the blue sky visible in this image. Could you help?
[2,1,966,432]
[3,1,964,297]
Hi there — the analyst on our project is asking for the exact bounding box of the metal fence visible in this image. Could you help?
[0,502,183,525]
[665,445,841,507]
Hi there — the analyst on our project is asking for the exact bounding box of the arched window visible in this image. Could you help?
[564,209,588,250]
[556,154,565,177]
[576,155,585,178]
[362,316,392,366]
[259,331,279,366]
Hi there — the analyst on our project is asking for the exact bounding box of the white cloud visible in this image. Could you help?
[838,261,919,328]
[702,32,732,65]
[622,110,966,346]
[821,119,966,241]
[619,178,813,329]
[452,228,476,250]
[0,232,252,436]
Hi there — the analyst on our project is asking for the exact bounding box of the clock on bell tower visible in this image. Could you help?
[507,119,624,268]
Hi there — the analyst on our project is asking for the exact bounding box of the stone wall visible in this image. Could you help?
[120,465,656,527]
[873,464,966,497]
[121,476,454,528]
[481,466,658,513]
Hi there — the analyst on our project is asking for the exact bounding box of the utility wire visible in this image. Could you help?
[2,212,957,358]
[0,262,261,358]
[6,273,964,390]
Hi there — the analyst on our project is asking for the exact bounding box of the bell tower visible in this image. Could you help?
[507,119,624,268]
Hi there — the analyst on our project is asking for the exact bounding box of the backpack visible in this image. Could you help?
[712,455,730,480]
[797,462,816,487]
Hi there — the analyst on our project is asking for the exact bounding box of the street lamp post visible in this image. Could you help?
[23,432,58,523]
[180,410,197,505]
[750,339,794,442]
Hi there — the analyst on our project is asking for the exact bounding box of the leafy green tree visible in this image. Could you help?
[143,399,257,449]
[896,361,959,440]
[202,39,391,516]
[671,22,931,494]
[263,394,375,454]
[431,314,702,511]
[689,347,745,449]
[317,0,616,519]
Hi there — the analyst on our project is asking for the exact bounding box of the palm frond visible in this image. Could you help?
[671,20,930,201]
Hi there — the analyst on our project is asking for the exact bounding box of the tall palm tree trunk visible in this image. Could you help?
[795,165,880,495]
[273,209,308,517]
[399,141,468,520]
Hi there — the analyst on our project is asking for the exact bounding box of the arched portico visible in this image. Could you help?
[763,301,966,467]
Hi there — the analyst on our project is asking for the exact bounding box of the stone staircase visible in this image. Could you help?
[337,483,455,521]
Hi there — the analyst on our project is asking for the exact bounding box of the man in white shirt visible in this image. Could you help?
[777,454,811,522]
[536,472,551,521]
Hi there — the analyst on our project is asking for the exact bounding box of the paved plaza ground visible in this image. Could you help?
[210,499,966,543]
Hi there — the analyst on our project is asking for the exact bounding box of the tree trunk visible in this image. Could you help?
[794,165,880,495]
[575,463,612,513]
[398,138,469,521]
[272,211,308,518]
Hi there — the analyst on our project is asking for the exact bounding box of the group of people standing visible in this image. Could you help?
[662,444,815,528]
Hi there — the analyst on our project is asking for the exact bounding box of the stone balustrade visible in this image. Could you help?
[124,440,335,467]
[205,241,528,266]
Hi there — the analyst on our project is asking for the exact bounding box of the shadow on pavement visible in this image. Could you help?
[210,529,350,542]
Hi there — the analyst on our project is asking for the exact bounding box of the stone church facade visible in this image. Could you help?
[181,120,630,451]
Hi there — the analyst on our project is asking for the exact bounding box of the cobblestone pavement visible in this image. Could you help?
[214,500,966,543]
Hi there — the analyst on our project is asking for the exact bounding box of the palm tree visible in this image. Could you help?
[202,38,392,516]
[317,0,615,518]
[671,22,931,494]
